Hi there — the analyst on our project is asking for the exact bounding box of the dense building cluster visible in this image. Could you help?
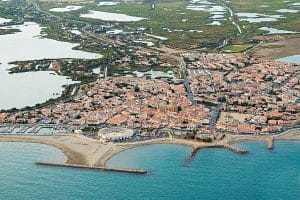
[0,77,209,130]
[185,53,300,134]
[1,53,299,135]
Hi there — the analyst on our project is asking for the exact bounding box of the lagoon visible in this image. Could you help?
[0,22,100,110]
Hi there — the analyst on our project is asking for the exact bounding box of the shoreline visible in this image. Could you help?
[0,128,299,172]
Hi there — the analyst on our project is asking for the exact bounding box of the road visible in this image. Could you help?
[222,1,242,34]
[215,1,242,50]
[209,104,222,129]
[168,55,194,105]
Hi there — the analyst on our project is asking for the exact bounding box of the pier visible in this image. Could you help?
[190,144,248,159]
[223,145,248,154]
[266,137,274,149]
[36,162,147,175]
[28,126,41,134]
[16,126,29,134]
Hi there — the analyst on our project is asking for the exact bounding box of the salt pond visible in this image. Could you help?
[0,22,100,110]
[163,28,196,33]
[145,33,168,41]
[98,1,120,6]
[208,21,221,26]
[186,0,226,25]
[0,17,11,24]
[236,12,284,23]
[49,6,82,12]
[80,10,145,22]
[276,9,299,13]
[259,27,298,34]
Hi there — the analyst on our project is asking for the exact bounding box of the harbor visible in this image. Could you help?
[0,124,69,135]
[1,129,299,174]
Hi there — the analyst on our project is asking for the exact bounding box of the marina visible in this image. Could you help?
[0,124,69,135]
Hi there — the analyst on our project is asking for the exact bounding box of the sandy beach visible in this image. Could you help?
[0,128,299,170]
[0,135,231,167]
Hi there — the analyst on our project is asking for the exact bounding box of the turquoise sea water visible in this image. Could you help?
[0,142,299,200]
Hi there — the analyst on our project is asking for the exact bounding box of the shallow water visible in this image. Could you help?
[276,9,299,13]
[0,142,299,200]
[260,27,297,34]
[236,12,284,23]
[277,55,300,64]
[186,0,226,24]
[98,1,119,6]
[0,17,11,24]
[49,6,82,12]
[81,10,145,22]
[0,22,100,109]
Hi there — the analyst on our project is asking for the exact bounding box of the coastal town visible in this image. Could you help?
[1,1,300,198]
[1,53,299,142]
[0,0,299,144]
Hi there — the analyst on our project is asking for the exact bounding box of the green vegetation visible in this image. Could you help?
[2,0,300,49]
[0,28,20,35]
[37,0,237,49]
[229,0,300,36]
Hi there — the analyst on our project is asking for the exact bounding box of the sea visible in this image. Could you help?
[0,142,299,200]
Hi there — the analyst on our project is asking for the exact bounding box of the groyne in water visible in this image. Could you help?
[190,144,248,158]
[266,137,274,149]
[223,145,248,154]
[36,162,147,175]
